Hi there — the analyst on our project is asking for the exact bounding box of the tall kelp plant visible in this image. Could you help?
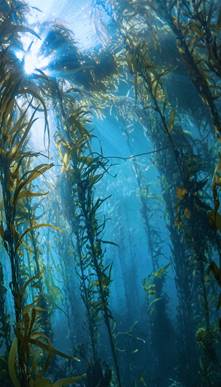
[127,139,175,384]
[0,207,11,357]
[24,192,53,341]
[0,2,49,385]
[0,2,86,386]
[117,2,221,382]
[46,185,84,355]
[92,2,197,383]
[131,0,221,326]
[0,80,83,386]
[0,257,11,351]
[0,71,53,386]
[126,45,220,385]
[111,117,176,384]
[92,1,221,384]
[55,89,121,387]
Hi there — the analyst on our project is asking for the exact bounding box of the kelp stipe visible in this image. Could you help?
[0,70,51,385]
[54,89,122,387]
[0,76,84,386]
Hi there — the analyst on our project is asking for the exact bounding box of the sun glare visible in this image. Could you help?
[24,53,37,74]
[16,34,51,75]
[24,50,51,75]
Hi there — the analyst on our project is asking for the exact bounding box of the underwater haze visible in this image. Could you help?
[0,0,221,386]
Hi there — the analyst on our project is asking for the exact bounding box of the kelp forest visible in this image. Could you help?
[1,0,221,386]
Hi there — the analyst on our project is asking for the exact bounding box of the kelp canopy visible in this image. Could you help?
[0,0,221,386]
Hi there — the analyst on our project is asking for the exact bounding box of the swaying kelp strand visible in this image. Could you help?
[55,89,122,386]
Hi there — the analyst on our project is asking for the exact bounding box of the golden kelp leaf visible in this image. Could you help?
[148,297,162,311]
[17,223,60,250]
[175,217,183,230]
[176,187,187,200]
[28,336,73,360]
[21,272,42,298]
[30,377,53,387]
[62,153,70,171]
[25,164,54,185]
[46,283,62,306]
[168,110,176,132]
[208,210,221,230]
[213,159,221,183]
[0,225,4,239]
[21,164,53,189]
[14,164,53,205]
[8,339,20,387]
[17,191,48,200]
[209,261,221,287]
[143,279,156,295]
[196,327,207,343]
[63,153,69,164]
[89,174,103,186]
[153,263,170,279]
[184,208,191,219]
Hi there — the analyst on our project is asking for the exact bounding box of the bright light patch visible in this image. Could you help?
[16,34,52,75]
[24,50,51,75]
[26,0,104,51]
[24,53,36,74]
[15,51,24,61]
